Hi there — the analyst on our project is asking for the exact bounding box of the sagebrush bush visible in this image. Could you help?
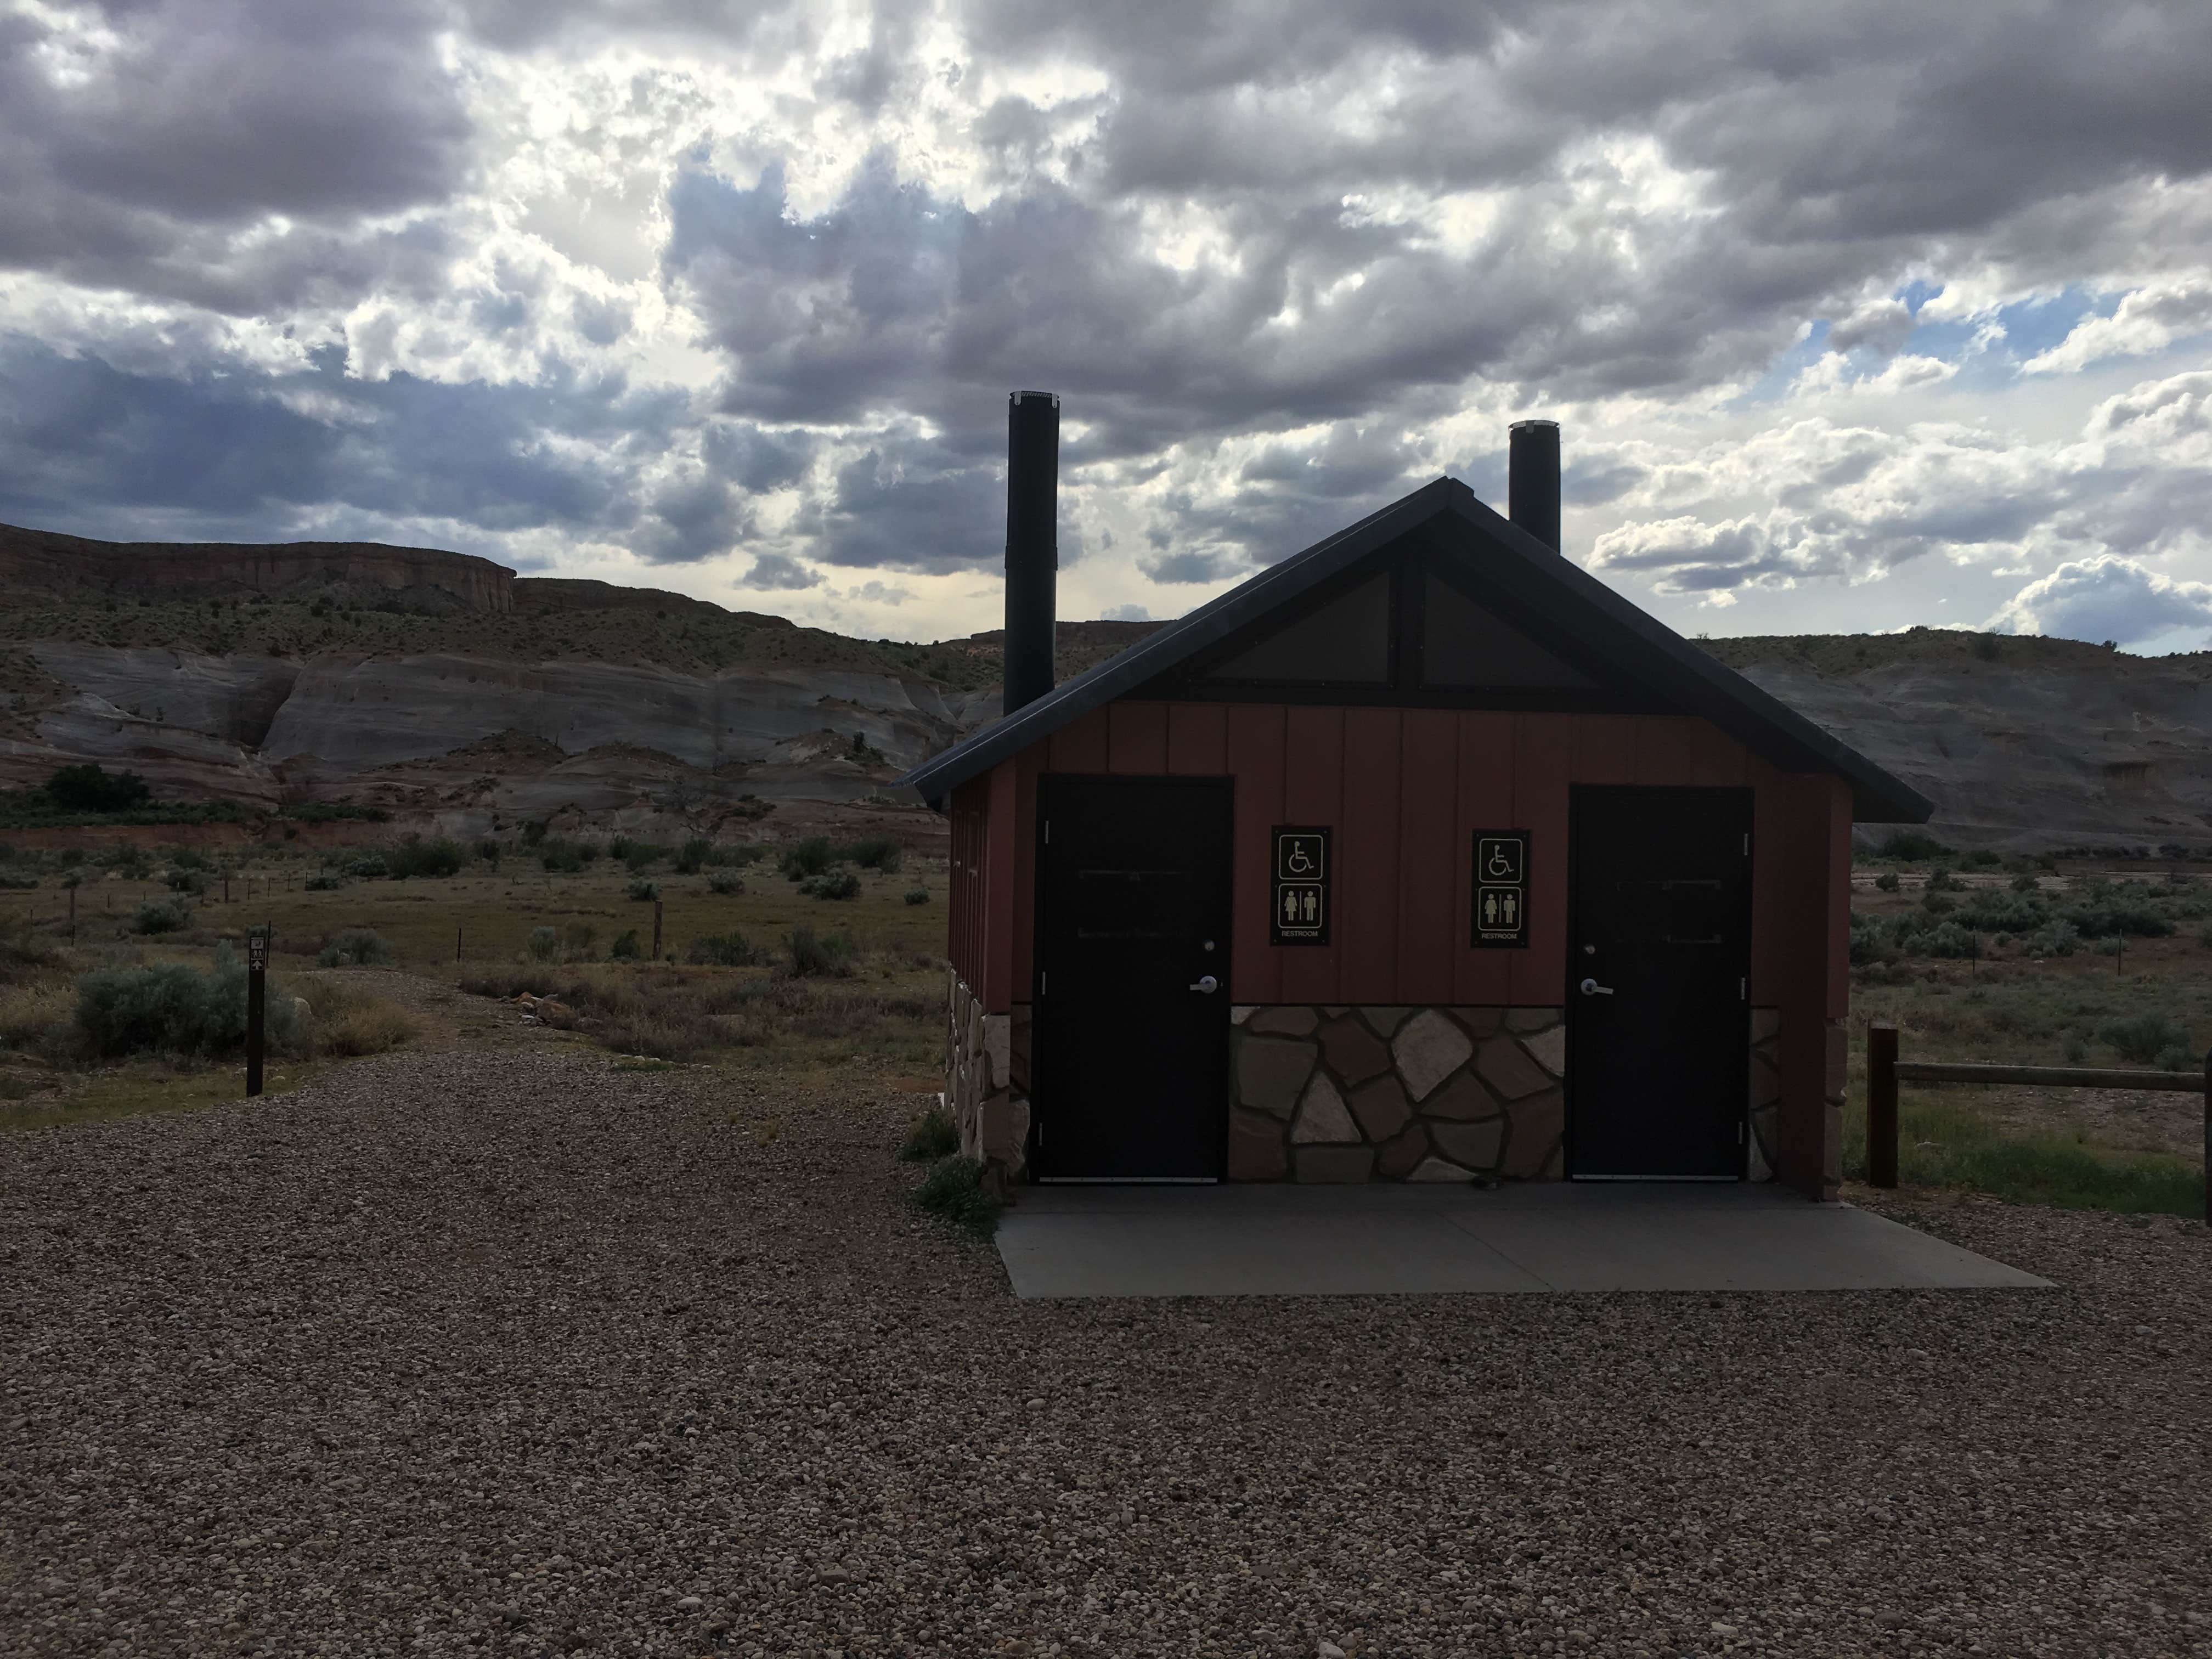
[2097,1012,2188,1065]
[74,948,307,1059]
[904,889,930,905]
[898,1105,959,1163]
[132,900,189,935]
[609,929,641,961]
[844,832,902,873]
[316,928,393,968]
[165,868,207,895]
[674,837,713,874]
[786,926,855,978]
[628,878,659,901]
[303,873,342,891]
[777,836,840,880]
[708,872,746,895]
[799,870,861,901]
[386,836,464,879]
[347,856,390,879]
[526,926,562,963]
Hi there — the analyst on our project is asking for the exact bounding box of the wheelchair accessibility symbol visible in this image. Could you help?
[1477,837,1522,883]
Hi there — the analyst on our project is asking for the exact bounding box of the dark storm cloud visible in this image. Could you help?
[0,335,690,550]
[0,0,472,310]
[740,552,823,590]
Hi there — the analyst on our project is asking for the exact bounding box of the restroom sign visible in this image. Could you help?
[1472,831,1530,949]
[1271,826,1331,946]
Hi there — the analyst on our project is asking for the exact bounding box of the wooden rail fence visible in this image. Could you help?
[1865,1021,2211,1221]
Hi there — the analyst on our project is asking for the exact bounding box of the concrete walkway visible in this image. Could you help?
[995,1181,2053,1298]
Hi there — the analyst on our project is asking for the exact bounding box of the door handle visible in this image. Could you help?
[1188,974,1220,994]
[1578,977,1614,997]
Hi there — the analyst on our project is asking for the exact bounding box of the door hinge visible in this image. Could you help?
[1742,832,1750,856]
[1739,977,1746,1000]
[1039,971,1047,996]
[1043,820,1051,844]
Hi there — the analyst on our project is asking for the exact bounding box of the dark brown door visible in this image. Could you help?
[1567,786,1751,1178]
[1034,776,1232,1180]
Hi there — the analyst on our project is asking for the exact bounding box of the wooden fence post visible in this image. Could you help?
[2203,1047,2210,1226]
[1867,1022,1899,1189]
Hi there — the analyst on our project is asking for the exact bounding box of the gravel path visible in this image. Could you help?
[4,1023,2210,1658]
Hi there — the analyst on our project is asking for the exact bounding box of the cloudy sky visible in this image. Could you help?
[3,1,2210,651]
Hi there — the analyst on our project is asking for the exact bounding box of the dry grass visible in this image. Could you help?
[0,978,71,1047]
[319,994,419,1058]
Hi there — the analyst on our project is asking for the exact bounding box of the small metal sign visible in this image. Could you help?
[246,924,272,970]
[1471,831,1531,949]
[1271,826,1331,946]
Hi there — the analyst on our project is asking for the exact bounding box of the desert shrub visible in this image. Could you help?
[303,873,342,891]
[132,900,189,935]
[165,868,207,895]
[843,832,902,873]
[2010,872,2040,893]
[347,855,390,880]
[898,1105,959,1163]
[2062,894,2175,939]
[318,993,417,1057]
[1920,891,1957,916]
[904,889,930,905]
[0,871,37,890]
[913,1154,1001,1231]
[474,838,503,866]
[708,872,746,896]
[777,836,840,880]
[609,929,641,961]
[616,838,664,873]
[562,922,598,957]
[786,925,855,978]
[526,926,562,963]
[800,870,861,901]
[386,835,464,879]
[1880,829,1953,861]
[540,840,587,874]
[1923,866,1958,892]
[2097,1013,2188,1065]
[1872,871,1899,892]
[688,932,766,967]
[627,878,659,901]
[2024,920,2081,957]
[674,837,713,874]
[74,949,306,1059]
[316,928,392,968]
[46,763,152,814]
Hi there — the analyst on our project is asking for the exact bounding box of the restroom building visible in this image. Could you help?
[901,394,1929,1199]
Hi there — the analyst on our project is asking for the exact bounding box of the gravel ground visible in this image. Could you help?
[4,1011,2210,1658]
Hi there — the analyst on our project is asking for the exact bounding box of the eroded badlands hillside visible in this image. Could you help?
[3,520,2209,850]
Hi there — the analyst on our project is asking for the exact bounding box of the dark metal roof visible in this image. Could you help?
[900,478,1932,822]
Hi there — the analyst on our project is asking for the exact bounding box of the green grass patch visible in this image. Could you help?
[1844,1087,2204,1216]
[913,1153,1001,1232]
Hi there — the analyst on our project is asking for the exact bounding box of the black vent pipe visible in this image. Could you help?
[1508,418,1561,552]
[1004,390,1059,715]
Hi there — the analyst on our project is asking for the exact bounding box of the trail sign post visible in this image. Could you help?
[246,924,271,1098]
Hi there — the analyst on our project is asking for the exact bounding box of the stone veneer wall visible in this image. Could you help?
[946,970,1029,1182]
[1748,1009,1781,1181]
[1228,1006,1565,1183]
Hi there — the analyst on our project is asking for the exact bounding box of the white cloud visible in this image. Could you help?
[1990,554,2212,647]
[2024,281,2212,374]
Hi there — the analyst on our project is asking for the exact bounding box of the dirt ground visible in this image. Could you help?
[3,1003,2209,1658]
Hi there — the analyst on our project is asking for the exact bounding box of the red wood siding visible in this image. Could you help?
[964,706,1820,1014]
